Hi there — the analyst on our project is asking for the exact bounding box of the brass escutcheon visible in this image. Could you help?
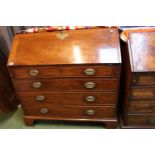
[57,31,68,40]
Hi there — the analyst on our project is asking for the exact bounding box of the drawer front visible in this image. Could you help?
[17,92,118,106]
[128,100,155,113]
[13,78,119,92]
[10,65,121,78]
[130,87,155,100]
[132,74,155,86]
[22,105,116,119]
[127,115,155,127]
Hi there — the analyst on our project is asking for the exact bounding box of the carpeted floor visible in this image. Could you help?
[0,107,106,129]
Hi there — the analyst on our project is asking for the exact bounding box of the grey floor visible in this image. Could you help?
[0,107,106,129]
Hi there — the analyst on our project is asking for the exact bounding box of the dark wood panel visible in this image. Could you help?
[128,100,155,113]
[10,65,120,78]
[13,78,119,92]
[8,28,121,66]
[120,30,155,128]
[129,32,155,72]
[22,105,116,119]
[24,115,118,128]
[130,87,155,100]
[132,73,155,86]
[119,39,132,124]
[0,59,18,114]
[127,114,155,127]
[17,92,118,106]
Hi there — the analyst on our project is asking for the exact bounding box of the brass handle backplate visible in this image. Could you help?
[40,108,48,114]
[147,117,155,125]
[32,82,42,88]
[85,96,96,102]
[29,69,39,77]
[85,109,96,116]
[132,76,137,85]
[84,68,96,76]
[36,95,45,101]
[150,103,155,110]
[84,82,96,89]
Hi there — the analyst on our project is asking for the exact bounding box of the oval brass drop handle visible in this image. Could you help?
[36,95,45,101]
[40,108,48,114]
[32,82,42,89]
[85,109,96,116]
[29,69,39,77]
[147,117,155,125]
[85,96,96,102]
[84,68,96,76]
[150,103,155,110]
[84,82,96,89]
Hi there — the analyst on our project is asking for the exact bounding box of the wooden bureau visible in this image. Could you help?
[0,55,18,115]
[8,28,121,128]
[120,31,155,128]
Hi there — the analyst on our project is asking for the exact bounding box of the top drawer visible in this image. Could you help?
[132,73,155,86]
[10,65,121,78]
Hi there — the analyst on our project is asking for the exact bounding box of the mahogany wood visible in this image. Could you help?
[8,28,121,128]
[17,92,118,106]
[10,65,121,78]
[12,78,119,92]
[8,28,121,66]
[23,105,116,119]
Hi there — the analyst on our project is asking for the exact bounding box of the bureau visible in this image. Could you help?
[8,28,121,128]
[0,54,18,115]
[120,31,155,128]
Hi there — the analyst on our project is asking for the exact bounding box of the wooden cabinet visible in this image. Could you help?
[0,56,18,115]
[8,28,121,128]
[120,31,155,128]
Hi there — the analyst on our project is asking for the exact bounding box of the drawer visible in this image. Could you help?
[17,92,118,106]
[13,78,119,92]
[10,65,120,78]
[130,87,155,100]
[127,114,155,127]
[132,73,155,86]
[128,100,155,113]
[22,105,116,119]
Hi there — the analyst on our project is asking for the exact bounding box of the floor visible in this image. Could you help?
[0,107,105,129]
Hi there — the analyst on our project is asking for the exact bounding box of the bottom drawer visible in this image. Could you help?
[127,114,155,127]
[22,105,116,119]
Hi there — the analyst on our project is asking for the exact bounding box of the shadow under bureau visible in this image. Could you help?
[7,28,121,128]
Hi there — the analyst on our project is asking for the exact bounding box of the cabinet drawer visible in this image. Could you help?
[128,100,155,113]
[127,114,155,127]
[10,65,120,78]
[130,87,155,100]
[23,105,116,119]
[132,73,155,86]
[17,92,118,106]
[13,78,119,92]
